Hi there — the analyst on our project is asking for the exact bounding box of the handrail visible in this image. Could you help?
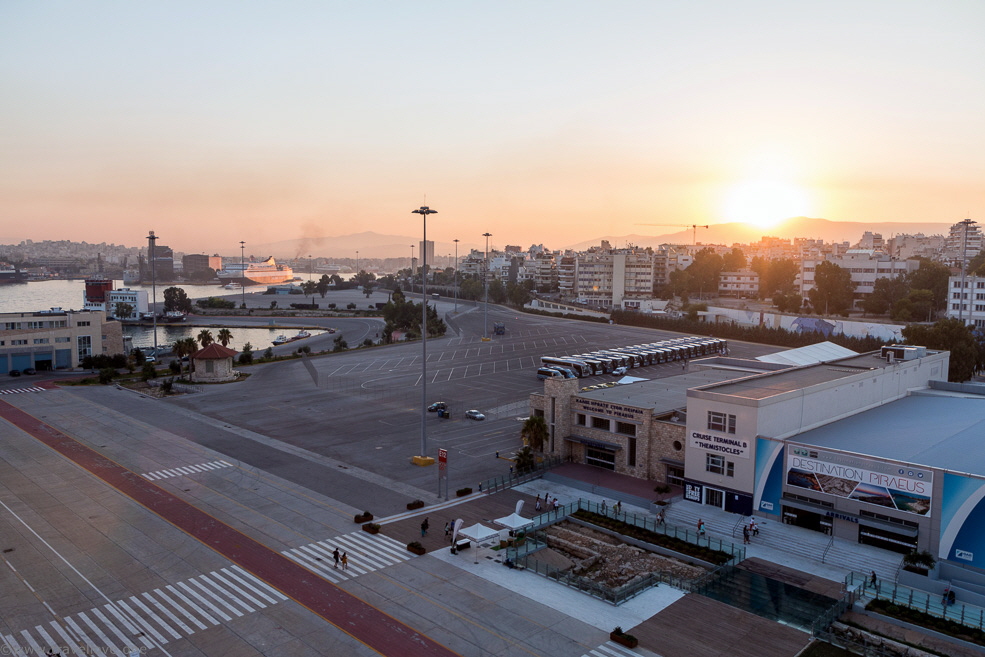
[821,530,834,564]
[731,514,745,539]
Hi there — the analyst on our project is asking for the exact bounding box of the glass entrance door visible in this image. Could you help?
[704,487,724,509]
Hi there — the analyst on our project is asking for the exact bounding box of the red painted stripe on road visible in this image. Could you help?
[0,401,460,657]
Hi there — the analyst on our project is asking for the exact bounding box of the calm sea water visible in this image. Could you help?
[0,279,323,352]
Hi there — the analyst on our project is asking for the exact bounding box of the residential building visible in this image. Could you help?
[946,275,985,329]
[800,251,918,307]
[182,254,222,278]
[718,270,760,298]
[941,220,982,268]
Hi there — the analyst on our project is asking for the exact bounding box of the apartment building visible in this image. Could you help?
[0,309,124,373]
[718,270,760,297]
[946,275,985,329]
[800,251,918,307]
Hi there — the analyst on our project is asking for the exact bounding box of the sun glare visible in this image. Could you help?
[722,179,813,229]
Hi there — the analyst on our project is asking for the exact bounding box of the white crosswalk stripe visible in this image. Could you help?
[7,530,416,652]
[0,386,46,395]
[141,459,233,480]
[583,640,642,656]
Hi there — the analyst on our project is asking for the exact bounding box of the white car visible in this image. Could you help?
[465,409,485,421]
[612,366,628,376]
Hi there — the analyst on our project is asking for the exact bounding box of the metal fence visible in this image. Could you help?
[847,570,985,631]
[480,455,562,493]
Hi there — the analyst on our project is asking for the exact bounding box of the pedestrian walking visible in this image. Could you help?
[509,465,514,477]
[870,570,878,588]
[614,500,621,514]
[697,519,706,536]
[421,517,429,537]
[444,521,451,537]
[750,518,759,536]
[601,500,607,514]
[742,525,750,544]
[553,497,559,511]
[333,547,340,569]
[535,497,542,512]
[341,552,348,571]
[656,510,665,526]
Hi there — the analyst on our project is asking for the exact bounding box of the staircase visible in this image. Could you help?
[665,500,903,585]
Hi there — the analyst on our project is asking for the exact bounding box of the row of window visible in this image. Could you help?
[953,280,985,288]
[951,292,985,300]
[574,413,637,436]
[707,411,736,434]
[3,320,71,330]
[3,336,79,347]
[950,303,985,312]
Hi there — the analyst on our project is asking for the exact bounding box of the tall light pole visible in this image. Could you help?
[308,255,312,282]
[356,250,359,278]
[412,206,437,461]
[453,238,459,312]
[483,232,492,339]
[958,217,977,323]
[410,245,415,286]
[147,231,158,357]
[239,241,246,309]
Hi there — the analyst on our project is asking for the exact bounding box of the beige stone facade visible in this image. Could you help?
[530,377,686,485]
[0,309,124,372]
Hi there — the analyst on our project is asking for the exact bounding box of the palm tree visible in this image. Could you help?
[173,337,199,378]
[514,446,536,474]
[216,328,233,347]
[521,415,549,452]
[197,329,214,348]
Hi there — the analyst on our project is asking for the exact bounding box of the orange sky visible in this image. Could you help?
[1,2,983,254]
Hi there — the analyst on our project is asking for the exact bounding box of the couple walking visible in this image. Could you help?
[332,547,348,570]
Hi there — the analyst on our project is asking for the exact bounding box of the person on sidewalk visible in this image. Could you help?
[697,519,706,536]
[333,547,340,569]
[535,496,542,512]
[421,517,430,537]
[870,570,878,588]
[750,517,759,536]
[444,521,451,537]
[742,525,750,544]
[341,552,348,571]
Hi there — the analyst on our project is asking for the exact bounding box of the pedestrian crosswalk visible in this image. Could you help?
[1,531,419,655]
[1,565,287,657]
[141,460,233,480]
[0,386,46,395]
[580,640,642,656]
[283,532,414,582]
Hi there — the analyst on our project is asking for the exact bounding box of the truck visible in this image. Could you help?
[493,322,506,335]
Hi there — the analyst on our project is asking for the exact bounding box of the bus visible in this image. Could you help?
[540,357,590,378]
[537,367,565,380]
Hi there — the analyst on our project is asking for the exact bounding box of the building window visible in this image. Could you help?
[627,437,637,467]
[33,338,49,344]
[77,335,92,360]
[576,413,586,426]
[11,339,27,345]
[707,411,736,434]
[77,321,91,327]
[591,416,611,431]
[705,453,734,477]
[4,322,22,330]
[55,337,70,343]
[615,421,636,436]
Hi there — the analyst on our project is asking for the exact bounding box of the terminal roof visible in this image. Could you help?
[579,370,748,414]
[792,395,985,474]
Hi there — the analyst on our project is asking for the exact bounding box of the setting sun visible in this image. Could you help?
[722,179,814,228]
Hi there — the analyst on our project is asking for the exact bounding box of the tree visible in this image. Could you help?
[301,280,318,305]
[808,261,854,315]
[521,416,549,452]
[863,276,909,316]
[514,446,536,474]
[907,260,951,315]
[197,329,214,348]
[752,257,799,299]
[333,335,348,352]
[114,302,135,319]
[216,328,233,347]
[239,342,254,364]
[163,287,192,313]
[173,337,198,377]
[968,248,985,276]
[722,248,746,272]
[317,274,332,298]
[902,318,982,382]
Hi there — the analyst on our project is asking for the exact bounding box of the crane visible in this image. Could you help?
[635,224,709,245]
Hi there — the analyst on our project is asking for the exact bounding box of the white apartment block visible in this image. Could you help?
[718,271,760,297]
[800,251,918,307]
[942,220,982,268]
[946,275,985,330]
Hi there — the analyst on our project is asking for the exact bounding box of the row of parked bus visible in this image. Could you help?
[537,336,729,379]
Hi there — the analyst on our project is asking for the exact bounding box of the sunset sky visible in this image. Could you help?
[1,2,983,255]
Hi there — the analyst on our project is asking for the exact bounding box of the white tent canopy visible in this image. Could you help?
[458,523,499,543]
[494,513,534,531]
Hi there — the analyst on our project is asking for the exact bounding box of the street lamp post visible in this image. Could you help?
[411,206,437,463]
[239,241,246,309]
[453,239,459,312]
[483,232,492,339]
[309,255,312,282]
[356,250,359,278]
[147,231,158,357]
[410,245,415,287]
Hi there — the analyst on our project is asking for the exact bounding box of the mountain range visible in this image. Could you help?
[251,217,954,260]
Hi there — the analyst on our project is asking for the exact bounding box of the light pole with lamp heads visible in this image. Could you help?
[147,231,158,357]
[239,241,246,309]
[411,206,437,466]
[483,232,492,340]
[453,238,459,312]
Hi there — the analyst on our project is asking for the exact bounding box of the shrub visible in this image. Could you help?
[98,367,117,384]
[263,347,273,360]
[456,487,473,497]
[141,362,157,381]
[160,378,174,395]
[407,500,425,510]
[169,360,181,374]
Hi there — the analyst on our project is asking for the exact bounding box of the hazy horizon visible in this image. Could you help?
[2,2,982,254]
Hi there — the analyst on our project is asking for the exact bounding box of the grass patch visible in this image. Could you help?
[865,598,985,647]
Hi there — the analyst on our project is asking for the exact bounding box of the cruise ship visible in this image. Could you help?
[217,256,294,285]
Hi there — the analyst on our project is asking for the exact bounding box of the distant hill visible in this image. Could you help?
[251,217,953,259]
[565,217,953,251]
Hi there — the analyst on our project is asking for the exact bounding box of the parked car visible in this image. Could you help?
[465,409,485,421]
[9,370,21,377]
[22,367,36,375]
[612,366,628,376]
[427,402,448,412]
